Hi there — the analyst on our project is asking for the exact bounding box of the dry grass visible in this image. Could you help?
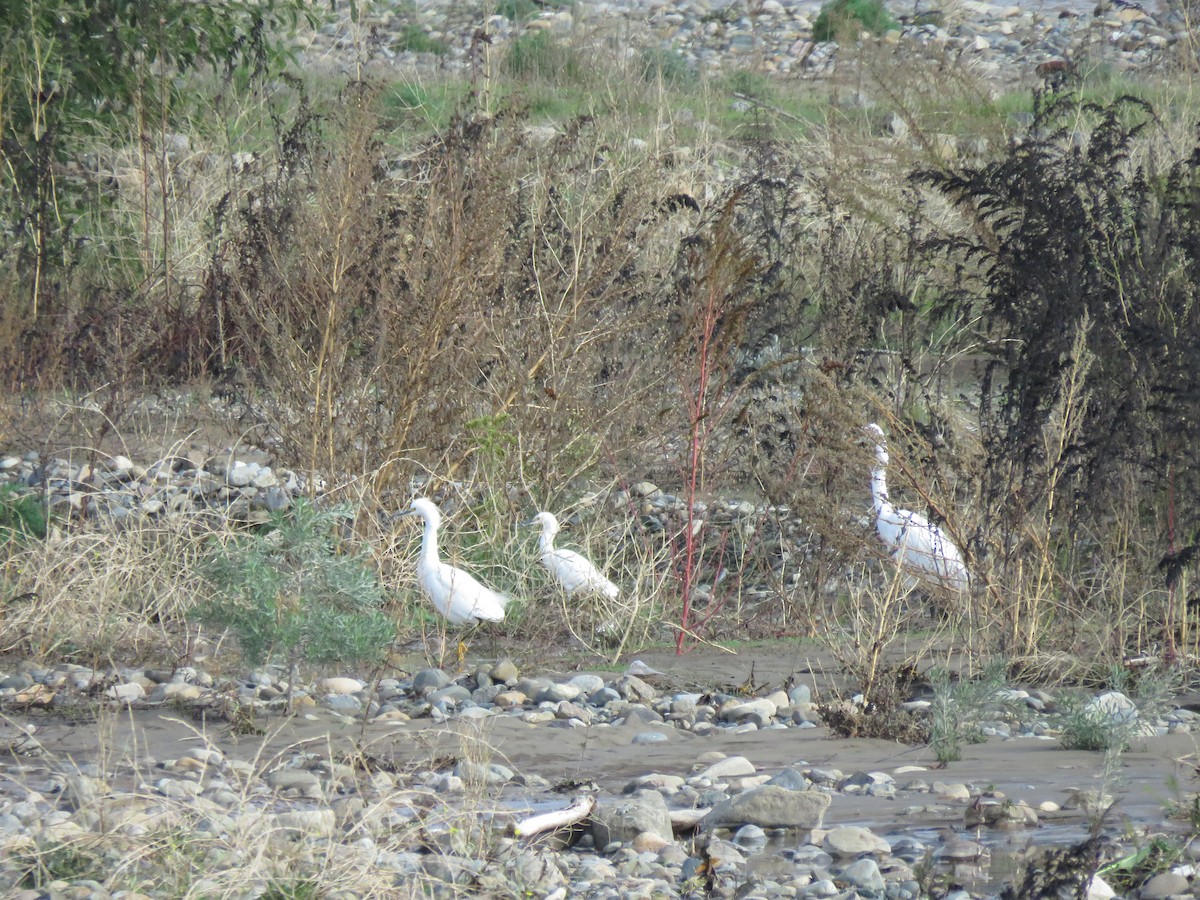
[1,21,1199,683]
[0,703,536,898]
[0,517,214,663]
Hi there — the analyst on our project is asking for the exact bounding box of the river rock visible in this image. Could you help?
[842,856,886,892]
[413,668,451,694]
[1140,871,1190,899]
[319,677,364,694]
[592,790,674,846]
[823,825,892,857]
[107,682,145,703]
[695,755,757,779]
[703,785,831,829]
[1085,690,1138,724]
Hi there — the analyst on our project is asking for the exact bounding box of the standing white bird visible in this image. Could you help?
[865,423,971,592]
[524,511,620,600]
[401,497,509,625]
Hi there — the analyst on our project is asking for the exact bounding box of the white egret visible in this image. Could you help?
[401,497,509,626]
[524,511,620,600]
[865,423,970,592]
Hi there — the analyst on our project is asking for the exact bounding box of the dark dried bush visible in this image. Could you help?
[917,91,1200,653]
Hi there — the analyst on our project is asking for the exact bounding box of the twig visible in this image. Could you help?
[512,794,596,838]
[732,91,810,124]
[662,621,738,654]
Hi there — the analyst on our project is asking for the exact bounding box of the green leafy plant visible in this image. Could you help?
[724,68,776,102]
[0,486,47,544]
[640,47,693,85]
[1057,665,1181,752]
[1057,698,1127,752]
[195,500,395,670]
[928,662,1009,764]
[813,0,897,41]
[0,0,323,351]
[17,842,104,888]
[1098,835,1184,894]
[395,23,448,55]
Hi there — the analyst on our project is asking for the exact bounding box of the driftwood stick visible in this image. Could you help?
[513,795,597,838]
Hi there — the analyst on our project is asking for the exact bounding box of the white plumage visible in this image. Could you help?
[865,423,971,592]
[526,511,619,600]
[402,497,509,625]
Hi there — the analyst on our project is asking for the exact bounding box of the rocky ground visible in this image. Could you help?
[2,1,1198,894]
[300,0,1182,93]
[0,433,1199,898]
[0,646,1197,899]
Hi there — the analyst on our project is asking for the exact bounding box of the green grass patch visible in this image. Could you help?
[504,30,584,81]
[0,485,46,544]
[17,843,105,888]
[813,0,897,41]
[640,47,693,86]
[394,23,448,55]
[379,80,468,133]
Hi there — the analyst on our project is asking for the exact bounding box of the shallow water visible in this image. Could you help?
[6,641,1195,896]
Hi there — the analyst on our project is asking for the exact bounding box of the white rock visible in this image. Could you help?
[226,463,255,487]
[696,755,757,779]
[720,698,777,723]
[160,682,202,701]
[934,782,972,801]
[823,825,892,857]
[320,677,364,695]
[1085,691,1137,724]
[183,746,225,766]
[268,770,323,797]
[156,778,202,799]
[107,682,145,703]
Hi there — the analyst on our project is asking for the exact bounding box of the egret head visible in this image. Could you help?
[864,423,888,464]
[524,511,560,537]
[403,497,441,527]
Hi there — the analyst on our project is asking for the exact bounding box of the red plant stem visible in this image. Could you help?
[676,280,720,654]
[1166,461,1177,660]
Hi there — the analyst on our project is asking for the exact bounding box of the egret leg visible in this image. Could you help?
[455,622,482,670]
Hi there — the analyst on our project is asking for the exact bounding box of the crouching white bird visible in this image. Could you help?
[401,497,509,626]
[865,423,971,593]
[524,511,619,600]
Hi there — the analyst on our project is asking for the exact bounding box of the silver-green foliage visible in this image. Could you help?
[198,500,394,667]
[1059,664,1182,753]
[928,661,1011,764]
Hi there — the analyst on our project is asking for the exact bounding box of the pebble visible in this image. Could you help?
[0,637,1184,900]
[0,418,1190,899]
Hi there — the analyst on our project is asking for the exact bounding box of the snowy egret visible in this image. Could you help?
[401,497,509,626]
[523,511,620,600]
[865,423,971,592]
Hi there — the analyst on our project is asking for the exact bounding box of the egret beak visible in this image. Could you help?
[518,517,539,528]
